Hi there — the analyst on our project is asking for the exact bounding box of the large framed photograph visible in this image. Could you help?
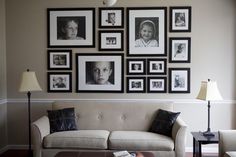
[76,53,124,93]
[47,72,72,93]
[126,59,146,75]
[169,37,191,63]
[169,68,190,93]
[170,6,192,32]
[147,77,167,93]
[99,30,124,51]
[47,8,95,48]
[147,58,167,75]
[127,7,167,56]
[99,7,124,28]
[47,50,72,70]
[127,77,146,93]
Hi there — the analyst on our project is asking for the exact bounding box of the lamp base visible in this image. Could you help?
[201,130,215,137]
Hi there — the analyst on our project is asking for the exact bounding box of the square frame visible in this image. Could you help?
[147,58,167,75]
[169,37,191,63]
[147,77,167,93]
[99,30,124,51]
[169,68,190,93]
[126,58,146,75]
[99,7,124,28]
[127,7,167,56]
[47,50,72,70]
[76,53,124,93]
[47,72,72,93]
[126,77,146,93]
[47,8,95,48]
[170,6,192,32]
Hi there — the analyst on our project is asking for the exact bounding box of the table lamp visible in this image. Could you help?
[19,69,42,157]
[196,79,222,137]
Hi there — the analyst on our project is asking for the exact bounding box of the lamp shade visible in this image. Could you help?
[19,71,42,92]
[196,80,222,101]
[103,0,117,6]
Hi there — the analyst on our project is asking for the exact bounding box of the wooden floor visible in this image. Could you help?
[0,150,218,157]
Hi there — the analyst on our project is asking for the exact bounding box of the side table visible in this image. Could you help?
[191,132,219,157]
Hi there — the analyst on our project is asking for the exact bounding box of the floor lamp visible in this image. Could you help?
[19,69,42,157]
[196,79,222,137]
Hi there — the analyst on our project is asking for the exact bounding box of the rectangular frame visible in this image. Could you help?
[99,30,124,51]
[126,77,146,93]
[169,68,190,93]
[127,7,167,56]
[169,37,191,63]
[47,50,72,70]
[99,7,124,28]
[47,8,95,48]
[147,77,167,93]
[126,58,146,75]
[76,53,124,93]
[47,72,72,93]
[170,6,192,32]
[147,58,167,75]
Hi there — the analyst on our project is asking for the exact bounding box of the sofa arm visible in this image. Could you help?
[171,117,187,157]
[32,116,50,157]
[219,130,236,157]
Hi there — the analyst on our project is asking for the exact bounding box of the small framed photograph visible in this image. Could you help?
[126,59,146,75]
[127,7,167,56]
[47,8,95,48]
[169,37,191,63]
[99,7,124,28]
[76,53,124,93]
[47,72,72,92]
[99,30,124,51]
[170,6,192,32]
[127,77,146,93]
[147,77,167,93]
[147,59,167,75]
[47,50,72,70]
[169,68,190,93]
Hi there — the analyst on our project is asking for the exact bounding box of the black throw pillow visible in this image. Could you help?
[149,109,180,137]
[47,108,78,133]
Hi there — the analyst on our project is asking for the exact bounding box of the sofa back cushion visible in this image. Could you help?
[52,100,173,131]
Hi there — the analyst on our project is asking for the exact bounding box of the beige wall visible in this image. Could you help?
[4,0,236,150]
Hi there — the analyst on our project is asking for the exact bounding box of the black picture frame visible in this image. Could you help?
[47,72,72,93]
[127,7,167,56]
[47,8,95,48]
[147,58,167,75]
[47,50,72,70]
[99,7,124,28]
[169,68,190,93]
[98,30,124,51]
[126,58,146,75]
[147,77,167,93]
[76,53,124,93]
[169,37,191,63]
[170,6,192,32]
[126,77,146,93]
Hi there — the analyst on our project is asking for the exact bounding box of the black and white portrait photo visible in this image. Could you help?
[175,13,185,27]
[57,16,86,40]
[99,30,123,51]
[132,63,141,71]
[106,12,116,25]
[127,77,146,93]
[53,54,67,66]
[47,72,72,92]
[127,59,146,75]
[85,61,114,85]
[169,68,190,93]
[99,8,124,28]
[48,50,72,70]
[147,77,167,93]
[147,59,166,75]
[106,37,117,45]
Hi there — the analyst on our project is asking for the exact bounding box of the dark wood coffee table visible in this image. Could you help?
[55,151,155,157]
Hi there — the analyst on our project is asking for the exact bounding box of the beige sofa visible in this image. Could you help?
[32,100,187,157]
[219,130,236,157]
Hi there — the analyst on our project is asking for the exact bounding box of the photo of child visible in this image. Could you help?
[175,13,186,27]
[106,12,116,25]
[52,77,67,88]
[174,43,186,59]
[53,55,67,66]
[135,18,159,47]
[57,17,85,40]
[86,61,114,85]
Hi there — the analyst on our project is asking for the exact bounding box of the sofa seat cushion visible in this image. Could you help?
[109,131,174,151]
[225,151,236,157]
[43,130,110,149]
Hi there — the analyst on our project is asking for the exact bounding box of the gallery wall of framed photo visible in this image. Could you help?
[46,6,192,94]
